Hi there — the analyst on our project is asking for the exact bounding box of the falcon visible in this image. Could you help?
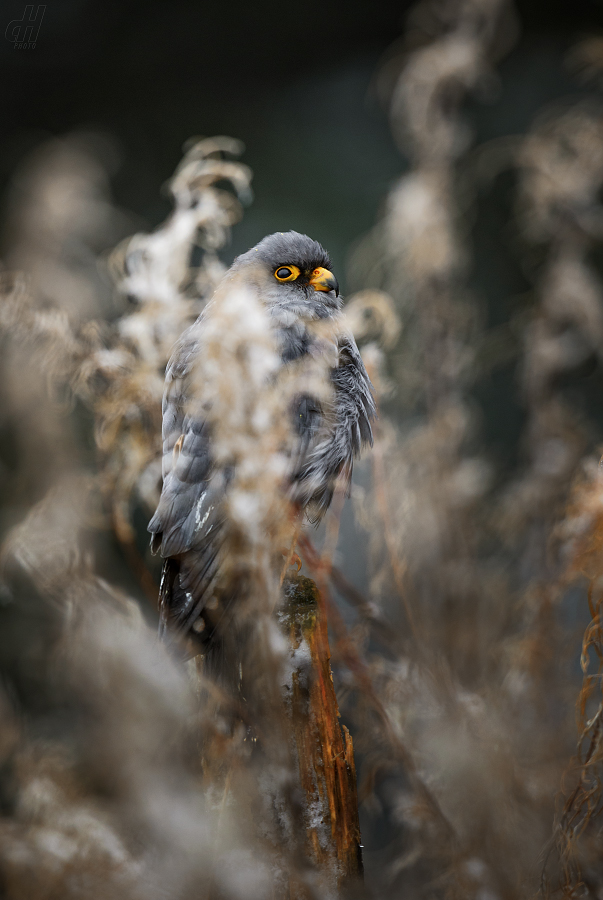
[148,231,375,645]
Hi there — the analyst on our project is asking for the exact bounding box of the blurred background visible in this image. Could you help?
[3,0,603,478]
[3,1,603,898]
[0,0,599,269]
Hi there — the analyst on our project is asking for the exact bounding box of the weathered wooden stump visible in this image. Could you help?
[279,573,363,893]
[192,573,363,898]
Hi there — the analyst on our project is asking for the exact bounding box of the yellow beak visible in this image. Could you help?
[309,267,339,296]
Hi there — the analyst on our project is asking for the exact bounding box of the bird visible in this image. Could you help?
[148,231,375,651]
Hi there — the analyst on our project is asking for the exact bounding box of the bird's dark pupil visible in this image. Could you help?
[277,267,291,279]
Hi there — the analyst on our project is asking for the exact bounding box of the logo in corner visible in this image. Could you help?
[5,5,46,50]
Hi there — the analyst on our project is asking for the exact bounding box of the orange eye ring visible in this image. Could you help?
[274,265,300,282]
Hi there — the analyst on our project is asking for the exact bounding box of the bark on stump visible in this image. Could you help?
[279,573,363,892]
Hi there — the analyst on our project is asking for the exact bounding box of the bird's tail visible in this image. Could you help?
[157,557,178,641]
[157,557,241,695]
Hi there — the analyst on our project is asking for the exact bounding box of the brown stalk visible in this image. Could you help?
[298,532,460,857]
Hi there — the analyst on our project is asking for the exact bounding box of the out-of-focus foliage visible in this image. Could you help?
[3,0,603,898]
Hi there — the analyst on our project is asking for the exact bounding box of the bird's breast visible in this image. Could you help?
[278,324,311,364]
[277,318,341,369]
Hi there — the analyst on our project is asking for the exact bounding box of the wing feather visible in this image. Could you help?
[291,332,375,519]
[149,316,228,635]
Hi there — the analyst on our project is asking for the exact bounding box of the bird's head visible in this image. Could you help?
[230,231,341,322]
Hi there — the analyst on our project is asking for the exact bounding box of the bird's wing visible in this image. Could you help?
[148,319,227,635]
[292,332,375,519]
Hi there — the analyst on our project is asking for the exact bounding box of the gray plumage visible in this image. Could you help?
[148,231,375,643]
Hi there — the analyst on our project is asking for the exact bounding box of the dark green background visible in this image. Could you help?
[1,0,602,281]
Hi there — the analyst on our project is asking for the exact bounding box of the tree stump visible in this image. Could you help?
[279,574,363,893]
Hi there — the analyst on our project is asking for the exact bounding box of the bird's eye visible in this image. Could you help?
[274,265,300,282]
